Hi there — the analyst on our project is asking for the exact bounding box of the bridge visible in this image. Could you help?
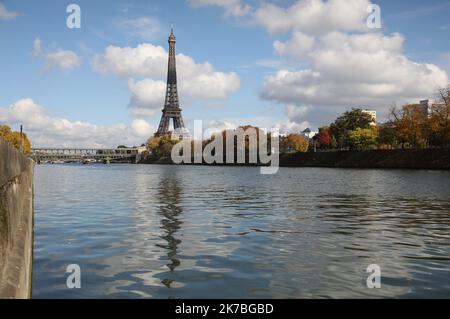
[31,146,147,164]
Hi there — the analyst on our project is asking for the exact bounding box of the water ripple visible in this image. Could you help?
[32,165,450,298]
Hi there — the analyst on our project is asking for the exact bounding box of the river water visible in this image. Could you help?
[32,164,450,298]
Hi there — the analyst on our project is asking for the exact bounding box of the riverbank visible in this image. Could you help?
[140,148,450,170]
[0,139,34,299]
[280,148,450,170]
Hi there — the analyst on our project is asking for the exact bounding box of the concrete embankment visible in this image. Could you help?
[0,139,34,299]
[280,148,450,170]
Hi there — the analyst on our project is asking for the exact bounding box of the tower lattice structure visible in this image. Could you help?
[155,29,188,138]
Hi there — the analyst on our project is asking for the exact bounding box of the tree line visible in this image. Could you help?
[145,125,311,161]
[314,86,450,151]
[144,86,449,158]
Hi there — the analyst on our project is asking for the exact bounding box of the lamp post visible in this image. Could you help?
[20,125,23,153]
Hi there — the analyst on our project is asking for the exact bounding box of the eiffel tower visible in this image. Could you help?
[155,29,189,139]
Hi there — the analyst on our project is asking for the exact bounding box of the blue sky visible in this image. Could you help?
[0,0,449,147]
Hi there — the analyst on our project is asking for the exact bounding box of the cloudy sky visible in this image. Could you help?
[0,0,449,148]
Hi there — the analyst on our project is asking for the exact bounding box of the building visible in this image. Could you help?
[302,128,318,139]
[155,29,189,139]
[362,110,377,126]
[418,99,433,117]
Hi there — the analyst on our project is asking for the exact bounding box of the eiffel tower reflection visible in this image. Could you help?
[156,173,183,288]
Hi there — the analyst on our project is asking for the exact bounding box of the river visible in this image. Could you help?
[32,164,450,298]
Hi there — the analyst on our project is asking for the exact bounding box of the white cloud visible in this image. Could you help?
[44,50,81,72]
[180,71,240,99]
[130,119,153,137]
[252,0,450,127]
[254,0,371,35]
[118,16,162,41]
[93,43,240,116]
[128,79,166,116]
[261,31,449,124]
[31,38,42,57]
[0,3,18,20]
[191,0,448,127]
[273,120,311,135]
[203,117,312,136]
[274,31,315,58]
[285,104,312,123]
[92,43,223,79]
[0,99,153,148]
[30,38,81,72]
[202,119,237,138]
[199,116,308,137]
[189,0,252,17]
[92,43,167,78]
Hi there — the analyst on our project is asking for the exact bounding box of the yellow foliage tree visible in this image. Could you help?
[146,134,178,157]
[281,134,309,153]
[390,104,428,148]
[0,125,32,155]
[146,136,161,153]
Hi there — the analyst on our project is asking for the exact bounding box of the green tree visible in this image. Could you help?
[377,123,397,149]
[329,109,373,149]
[330,136,337,149]
[348,128,378,150]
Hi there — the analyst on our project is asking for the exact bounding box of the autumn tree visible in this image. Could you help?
[146,135,178,157]
[214,125,266,163]
[390,104,428,148]
[315,126,331,149]
[280,133,309,153]
[146,136,160,153]
[0,125,11,141]
[0,125,32,155]
[428,86,450,147]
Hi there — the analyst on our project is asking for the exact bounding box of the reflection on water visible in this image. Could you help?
[32,165,450,298]
[157,175,183,288]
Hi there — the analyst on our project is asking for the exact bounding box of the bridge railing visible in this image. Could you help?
[31,147,147,162]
